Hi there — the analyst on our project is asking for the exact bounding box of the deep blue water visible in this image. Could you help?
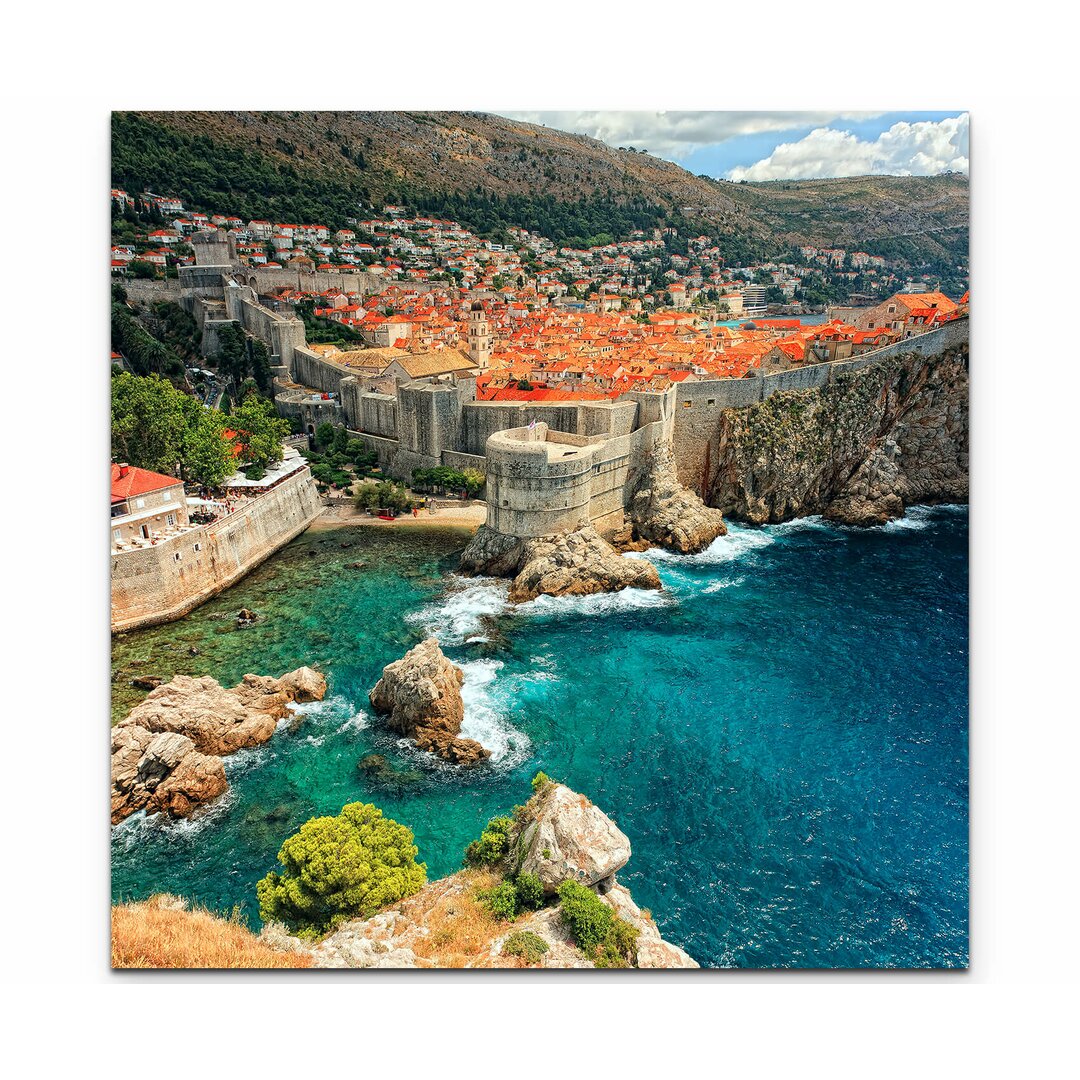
[112,506,968,968]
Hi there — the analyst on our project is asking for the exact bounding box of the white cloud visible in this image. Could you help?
[499,110,884,159]
[727,114,969,181]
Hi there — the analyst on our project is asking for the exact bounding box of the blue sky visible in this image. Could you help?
[498,111,969,181]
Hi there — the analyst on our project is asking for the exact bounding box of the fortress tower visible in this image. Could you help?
[467,301,492,370]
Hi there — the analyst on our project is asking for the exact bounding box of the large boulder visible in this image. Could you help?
[515,783,632,894]
[111,667,327,823]
[461,524,661,603]
[111,727,226,824]
[369,639,490,765]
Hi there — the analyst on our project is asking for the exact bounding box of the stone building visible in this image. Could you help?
[466,301,493,370]
[111,464,188,550]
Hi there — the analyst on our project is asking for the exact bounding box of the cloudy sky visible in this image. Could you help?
[497,111,969,182]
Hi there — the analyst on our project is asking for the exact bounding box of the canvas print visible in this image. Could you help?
[110,110,969,969]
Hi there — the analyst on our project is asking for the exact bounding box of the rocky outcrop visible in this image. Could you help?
[618,442,727,554]
[708,348,968,525]
[111,667,327,824]
[111,727,227,824]
[262,781,697,969]
[461,523,661,603]
[369,639,489,765]
[514,782,632,895]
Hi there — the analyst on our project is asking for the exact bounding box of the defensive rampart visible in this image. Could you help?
[671,318,969,494]
[482,390,674,538]
[111,467,322,633]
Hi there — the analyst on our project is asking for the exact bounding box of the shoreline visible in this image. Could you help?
[307,501,486,533]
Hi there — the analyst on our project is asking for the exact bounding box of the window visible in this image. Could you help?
[166,513,176,527]
[173,552,182,562]
[113,530,121,543]
[135,498,145,509]
[193,542,202,553]
[683,401,692,408]
[163,492,171,503]
[707,399,716,406]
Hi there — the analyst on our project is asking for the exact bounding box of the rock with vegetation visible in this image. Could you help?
[621,443,727,553]
[709,348,968,525]
[111,666,326,823]
[369,639,489,765]
[460,524,661,603]
[513,781,632,895]
[151,777,695,968]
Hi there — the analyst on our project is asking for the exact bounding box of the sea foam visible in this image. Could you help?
[458,658,531,768]
[407,577,510,645]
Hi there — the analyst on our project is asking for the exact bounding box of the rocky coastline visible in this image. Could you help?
[708,348,969,526]
[458,443,724,602]
[111,667,326,824]
[258,779,697,969]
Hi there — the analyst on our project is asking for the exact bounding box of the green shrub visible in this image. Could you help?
[557,880,639,967]
[256,802,426,938]
[482,881,519,921]
[503,931,548,965]
[514,872,544,912]
[557,880,613,952]
[531,771,554,794]
[463,814,514,868]
[595,917,640,969]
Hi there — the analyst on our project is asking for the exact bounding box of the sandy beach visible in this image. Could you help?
[307,500,486,532]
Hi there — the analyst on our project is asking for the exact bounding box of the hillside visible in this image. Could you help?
[112,110,968,265]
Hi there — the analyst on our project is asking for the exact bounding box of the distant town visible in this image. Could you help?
[112,190,967,399]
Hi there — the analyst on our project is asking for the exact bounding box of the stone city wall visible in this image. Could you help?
[111,467,322,633]
[483,401,671,539]
[671,318,969,493]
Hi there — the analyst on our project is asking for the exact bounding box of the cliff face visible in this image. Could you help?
[708,348,968,526]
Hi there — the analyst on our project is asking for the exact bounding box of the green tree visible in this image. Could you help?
[177,397,234,488]
[230,394,289,469]
[111,371,185,475]
[256,802,427,937]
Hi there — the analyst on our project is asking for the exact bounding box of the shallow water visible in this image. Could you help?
[112,508,968,968]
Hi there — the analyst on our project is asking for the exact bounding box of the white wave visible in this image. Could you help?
[335,710,370,736]
[457,658,532,768]
[111,787,238,847]
[763,515,835,536]
[642,524,775,567]
[703,576,746,594]
[516,585,674,619]
[407,577,510,645]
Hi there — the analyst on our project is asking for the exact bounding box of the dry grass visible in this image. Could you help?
[398,868,530,968]
[112,895,312,969]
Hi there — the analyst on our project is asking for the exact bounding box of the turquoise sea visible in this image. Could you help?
[111,506,968,968]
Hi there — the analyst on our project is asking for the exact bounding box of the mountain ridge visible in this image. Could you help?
[113,110,968,264]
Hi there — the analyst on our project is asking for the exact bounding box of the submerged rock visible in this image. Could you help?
[461,524,660,603]
[111,667,327,824]
[369,639,490,765]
